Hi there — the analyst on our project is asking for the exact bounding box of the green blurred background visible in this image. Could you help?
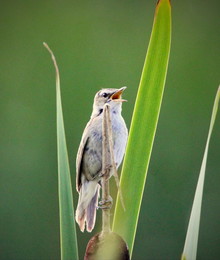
[0,0,219,259]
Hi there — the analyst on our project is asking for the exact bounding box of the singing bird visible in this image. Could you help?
[75,87,128,232]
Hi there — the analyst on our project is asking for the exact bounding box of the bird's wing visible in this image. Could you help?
[76,120,91,192]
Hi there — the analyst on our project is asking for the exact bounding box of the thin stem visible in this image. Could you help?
[101,104,111,233]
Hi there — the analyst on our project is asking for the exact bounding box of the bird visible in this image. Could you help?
[75,87,128,232]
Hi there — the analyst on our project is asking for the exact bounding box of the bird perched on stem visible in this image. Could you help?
[75,87,128,232]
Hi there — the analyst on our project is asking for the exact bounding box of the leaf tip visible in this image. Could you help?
[156,0,171,6]
[43,42,52,56]
[43,42,60,79]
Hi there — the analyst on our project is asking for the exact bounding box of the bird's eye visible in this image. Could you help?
[102,92,108,98]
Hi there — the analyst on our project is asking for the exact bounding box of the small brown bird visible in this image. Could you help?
[75,87,128,232]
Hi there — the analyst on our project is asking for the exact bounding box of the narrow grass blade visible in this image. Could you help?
[181,86,220,260]
[43,43,79,260]
[112,0,171,256]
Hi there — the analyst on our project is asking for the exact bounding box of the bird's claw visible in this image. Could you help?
[98,164,112,179]
[97,197,113,209]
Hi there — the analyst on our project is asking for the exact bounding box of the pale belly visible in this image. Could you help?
[82,113,128,181]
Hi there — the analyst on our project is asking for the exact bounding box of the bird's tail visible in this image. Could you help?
[75,180,100,232]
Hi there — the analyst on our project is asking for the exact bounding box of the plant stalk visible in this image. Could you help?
[101,104,112,234]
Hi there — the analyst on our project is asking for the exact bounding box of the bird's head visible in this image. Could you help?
[92,87,127,117]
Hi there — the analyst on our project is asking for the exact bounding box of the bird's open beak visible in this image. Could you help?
[110,86,127,102]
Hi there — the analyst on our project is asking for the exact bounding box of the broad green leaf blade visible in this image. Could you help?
[44,43,79,260]
[112,0,171,256]
[182,86,220,260]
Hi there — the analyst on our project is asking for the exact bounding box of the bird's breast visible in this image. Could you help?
[111,114,128,167]
[82,112,127,180]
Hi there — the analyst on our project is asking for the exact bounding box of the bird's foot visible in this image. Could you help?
[98,164,112,179]
[97,196,113,209]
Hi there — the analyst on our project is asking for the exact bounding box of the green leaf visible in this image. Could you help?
[43,43,79,260]
[181,86,220,260]
[112,0,171,256]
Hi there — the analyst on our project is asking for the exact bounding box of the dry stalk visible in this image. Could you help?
[101,104,111,233]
